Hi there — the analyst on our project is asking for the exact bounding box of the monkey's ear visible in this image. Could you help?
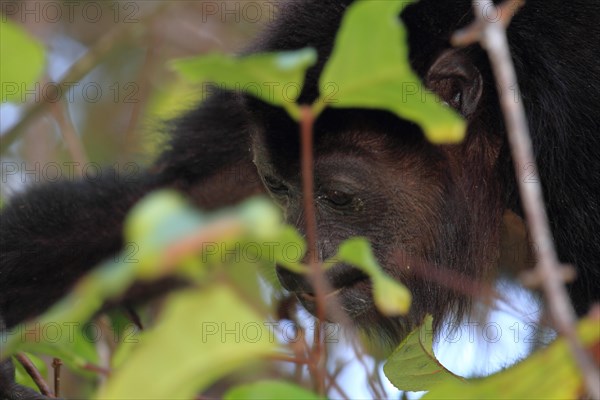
[425,49,483,118]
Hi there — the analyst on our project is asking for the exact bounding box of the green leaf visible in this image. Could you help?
[1,193,198,364]
[124,190,202,245]
[0,19,45,103]
[97,286,275,399]
[270,225,307,274]
[336,237,382,277]
[172,48,317,120]
[0,258,135,369]
[237,196,283,240]
[422,316,600,399]
[124,190,206,277]
[372,275,412,316]
[383,315,465,391]
[5,322,100,373]
[110,334,139,370]
[316,0,466,143]
[336,237,411,316]
[124,192,287,279]
[0,193,282,359]
[225,380,321,400]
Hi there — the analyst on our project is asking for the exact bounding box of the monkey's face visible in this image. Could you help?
[249,49,506,346]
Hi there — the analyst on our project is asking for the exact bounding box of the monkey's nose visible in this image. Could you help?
[275,263,369,295]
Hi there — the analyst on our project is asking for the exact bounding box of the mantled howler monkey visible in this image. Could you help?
[1,0,599,398]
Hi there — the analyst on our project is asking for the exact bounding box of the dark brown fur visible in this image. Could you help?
[1,0,599,397]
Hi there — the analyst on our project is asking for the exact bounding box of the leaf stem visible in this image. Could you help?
[299,105,327,395]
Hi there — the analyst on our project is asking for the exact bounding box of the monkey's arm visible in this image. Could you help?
[0,92,262,398]
[0,173,152,328]
[0,91,259,327]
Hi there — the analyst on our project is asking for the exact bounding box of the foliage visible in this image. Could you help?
[0,19,45,103]
[1,0,596,399]
[315,0,465,143]
[172,49,317,121]
[224,380,322,400]
[98,287,275,399]
[383,315,465,391]
[421,317,600,399]
[335,238,411,316]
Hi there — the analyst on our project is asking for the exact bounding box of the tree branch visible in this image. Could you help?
[452,2,600,398]
[0,2,172,155]
[15,353,54,398]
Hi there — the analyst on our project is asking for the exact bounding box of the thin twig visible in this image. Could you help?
[292,325,310,382]
[82,362,111,376]
[299,105,327,394]
[1,26,128,155]
[326,361,352,400]
[49,99,89,170]
[121,44,156,161]
[15,353,54,398]
[268,354,311,365]
[284,311,311,383]
[452,2,600,398]
[51,358,62,397]
[350,339,386,399]
[0,2,172,155]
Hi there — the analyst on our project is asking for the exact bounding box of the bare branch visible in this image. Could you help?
[49,99,89,171]
[15,353,54,398]
[453,1,600,398]
[51,358,62,398]
[0,3,172,155]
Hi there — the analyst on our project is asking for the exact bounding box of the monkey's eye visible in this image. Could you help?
[263,175,289,196]
[434,79,463,111]
[319,189,353,208]
[449,89,462,110]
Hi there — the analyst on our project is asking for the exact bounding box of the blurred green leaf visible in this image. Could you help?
[0,19,45,103]
[125,190,201,244]
[125,192,287,279]
[372,275,412,316]
[5,321,99,373]
[384,315,465,392]
[0,257,135,369]
[0,193,285,370]
[270,225,307,274]
[98,286,275,399]
[316,0,465,143]
[172,48,317,120]
[236,197,283,240]
[336,237,411,316]
[225,380,321,400]
[124,190,206,276]
[336,237,382,277]
[422,316,600,399]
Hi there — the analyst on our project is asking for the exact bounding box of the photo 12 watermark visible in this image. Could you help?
[1,1,141,24]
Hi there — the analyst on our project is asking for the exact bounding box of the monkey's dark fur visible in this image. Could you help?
[1,0,599,397]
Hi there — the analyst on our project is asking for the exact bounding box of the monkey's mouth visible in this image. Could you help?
[299,289,341,301]
[290,272,374,322]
